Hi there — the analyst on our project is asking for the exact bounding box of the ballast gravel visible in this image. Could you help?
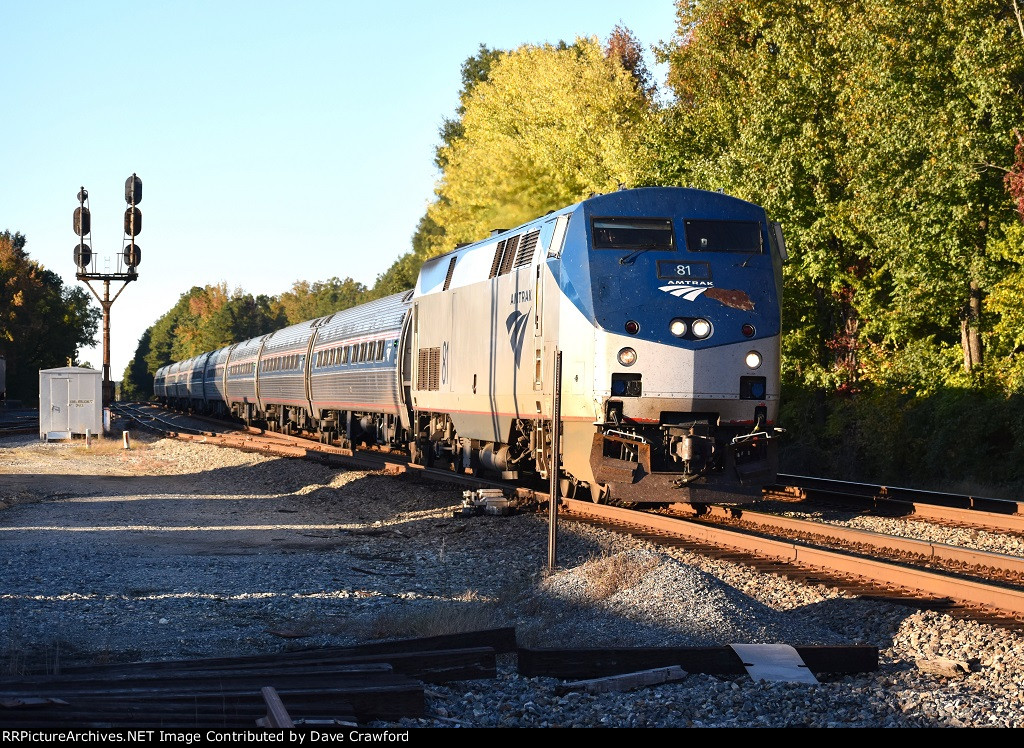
[1,429,1023,728]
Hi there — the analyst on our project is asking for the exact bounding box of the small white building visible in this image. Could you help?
[39,367,102,440]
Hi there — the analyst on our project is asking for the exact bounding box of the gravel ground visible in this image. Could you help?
[1,427,1023,728]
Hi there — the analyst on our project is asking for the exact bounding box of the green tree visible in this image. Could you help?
[139,285,284,391]
[838,0,1024,384]
[0,231,99,400]
[273,277,368,325]
[120,328,152,401]
[435,44,505,170]
[654,1,866,390]
[653,0,1024,394]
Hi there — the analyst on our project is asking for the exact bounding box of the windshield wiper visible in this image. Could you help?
[618,245,660,265]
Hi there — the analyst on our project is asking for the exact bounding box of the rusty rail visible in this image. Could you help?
[560,498,1024,619]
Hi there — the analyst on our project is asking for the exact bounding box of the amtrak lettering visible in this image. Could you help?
[510,289,532,304]
[505,308,531,368]
[662,279,714,287]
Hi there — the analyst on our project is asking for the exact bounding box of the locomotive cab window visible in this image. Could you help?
[684,220,762,253]
[592,218,674,250]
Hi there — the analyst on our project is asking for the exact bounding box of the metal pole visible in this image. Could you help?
[102,279,113,405]
[547,350,562,571]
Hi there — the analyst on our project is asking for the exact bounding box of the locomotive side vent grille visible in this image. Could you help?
[488,240,506,279]
[498,234,520,276]
[513,230,540,268]
[442,256,457,291]
[417,347,441,391]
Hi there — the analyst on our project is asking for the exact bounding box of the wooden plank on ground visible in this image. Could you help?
[0,678,424,721]
[44,628,518,677]
[518,645,878,679]
[257,686,295,728]
[0,694,359,727]
[556,666,688,694]
[0,648,494,687]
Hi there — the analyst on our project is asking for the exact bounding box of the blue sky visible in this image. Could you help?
[3,1,680,376]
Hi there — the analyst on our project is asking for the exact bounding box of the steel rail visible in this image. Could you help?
[776,473,1024,515]
[560,498,1024,618]
[669,503,1024,576]
[112,404,525,493]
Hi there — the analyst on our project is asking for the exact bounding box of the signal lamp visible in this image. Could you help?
[624,320,640,335]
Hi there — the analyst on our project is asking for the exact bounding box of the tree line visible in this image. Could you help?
[119,278,371,399]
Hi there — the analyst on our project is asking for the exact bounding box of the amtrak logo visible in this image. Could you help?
[505,308,531,368]
[658,285,708,301]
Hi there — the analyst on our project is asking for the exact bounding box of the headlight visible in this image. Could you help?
[691,318,712,339]
[617,347,637,366]
[669,319,687,337]
[745,351,762,369]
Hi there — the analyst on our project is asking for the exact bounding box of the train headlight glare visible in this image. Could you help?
[617,347,637,366]
[691,318,712,339]
[745,351,762,369]
[669,319,687,337]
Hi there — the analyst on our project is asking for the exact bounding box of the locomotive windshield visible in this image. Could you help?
[684,220,762,253]
[592,217,674,250]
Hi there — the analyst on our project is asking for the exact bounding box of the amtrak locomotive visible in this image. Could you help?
[155,187,787,504]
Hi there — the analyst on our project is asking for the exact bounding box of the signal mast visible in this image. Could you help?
[73,174,142,405]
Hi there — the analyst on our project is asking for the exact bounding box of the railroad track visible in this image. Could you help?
[559,499,1024,630]
[116,403,1024,629]
[769,474,1024,534]
[111,402,529,498]
[0,411,39,436]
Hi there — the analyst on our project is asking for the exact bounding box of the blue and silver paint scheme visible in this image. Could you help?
[413,186,783,502]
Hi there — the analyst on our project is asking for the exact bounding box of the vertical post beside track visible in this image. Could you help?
[548,350,562,571]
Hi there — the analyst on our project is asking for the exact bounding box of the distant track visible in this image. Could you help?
[769,474,1024,534]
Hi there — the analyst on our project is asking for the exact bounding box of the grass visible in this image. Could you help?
[575,551,660,601]
[69,434,150,456]
[360,597,506,642]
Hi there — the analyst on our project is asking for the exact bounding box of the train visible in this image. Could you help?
[155,187,787,504]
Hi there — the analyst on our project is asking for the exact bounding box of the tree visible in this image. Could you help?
[837,0,1024,382]
[139,285,284,390]
[435,44,506,170]
[653,0,1024,393]
[0,231,99,399]
[120,328,153,401]
[424,36,656,255]
[273,277,368,325]
[654,0,868,390]
[605,24,655,98]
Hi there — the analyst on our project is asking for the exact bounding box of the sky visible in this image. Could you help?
[3,1,680,378]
